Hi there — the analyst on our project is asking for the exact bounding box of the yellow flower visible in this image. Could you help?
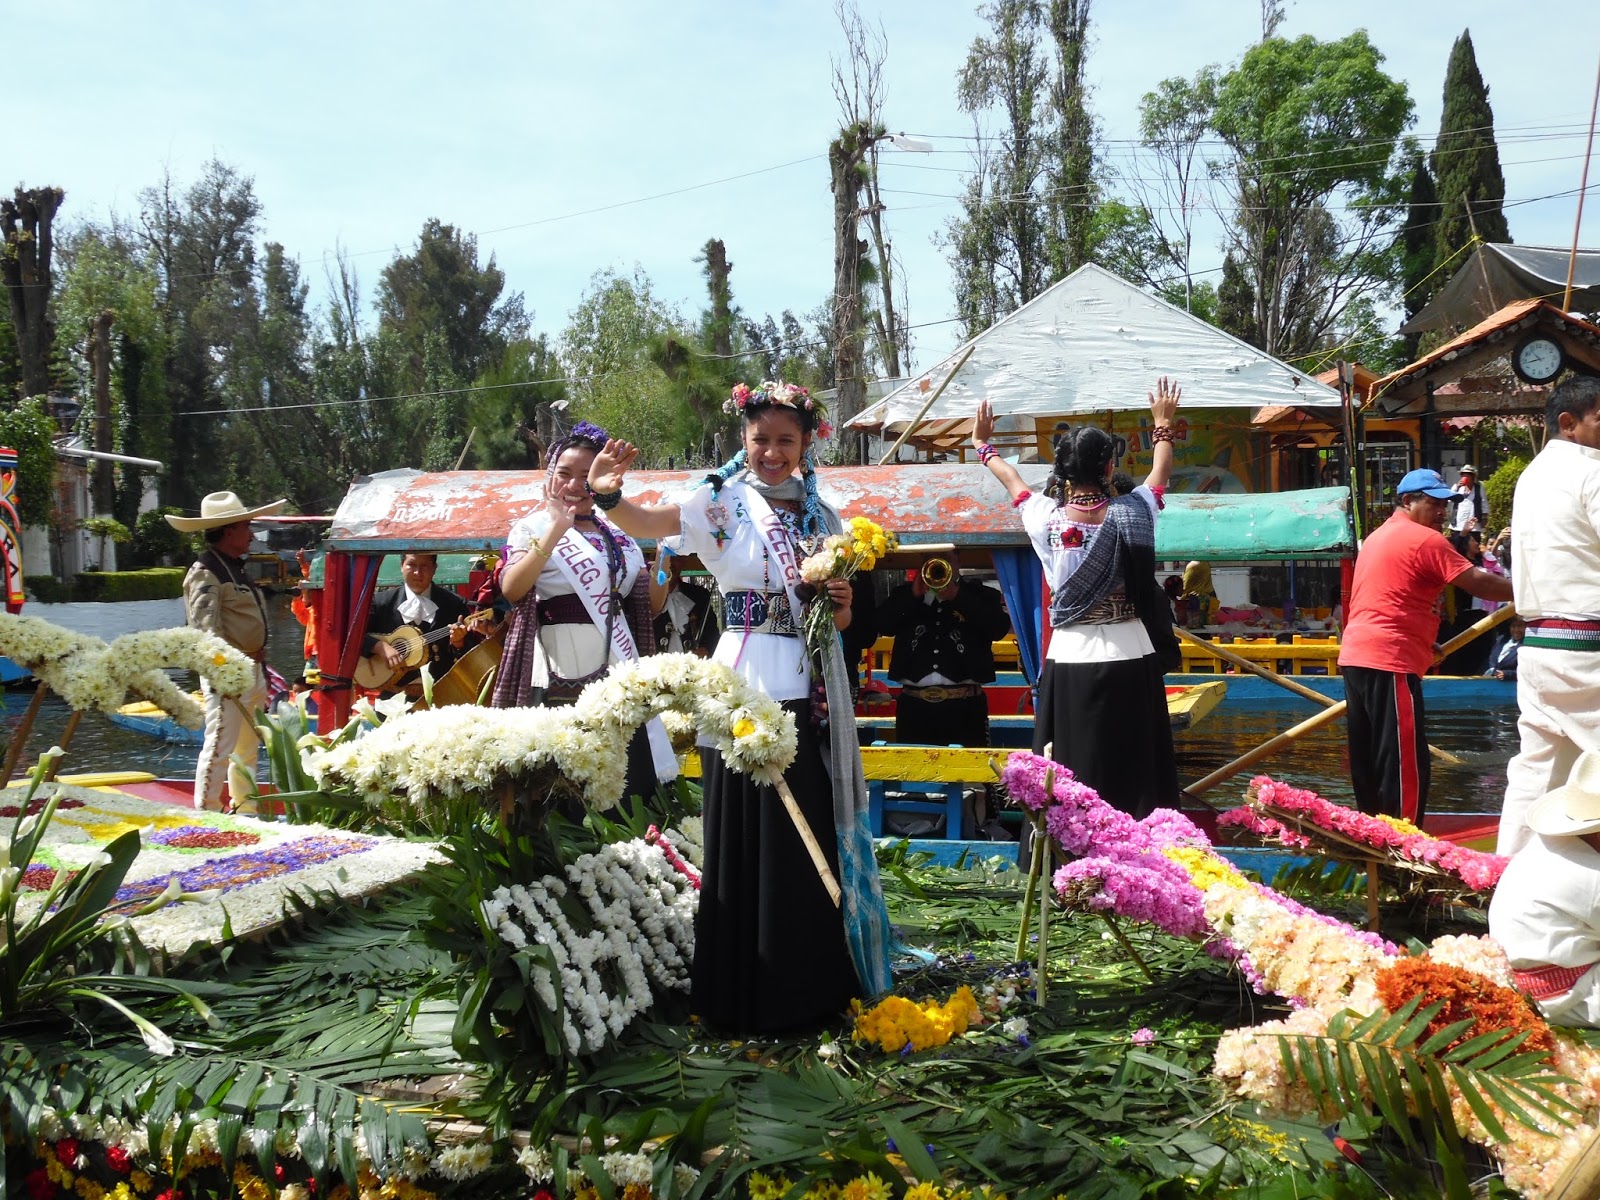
[904,1185,945,1200]
[803,1184,842,1200]
[732,718,756,738]
[841,1173,891,1200]
[1162,845,1248,892]
[75,1177,105,1200]
[212,652,229,666]
[1375,813,1425,837]
[748,1170,791,1200]
[130,1171,153,1194]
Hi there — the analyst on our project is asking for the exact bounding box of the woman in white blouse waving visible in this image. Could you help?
[972,379,1181,818]
[585,382,895,1035]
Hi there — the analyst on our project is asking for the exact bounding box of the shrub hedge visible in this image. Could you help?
[25,568,186,604]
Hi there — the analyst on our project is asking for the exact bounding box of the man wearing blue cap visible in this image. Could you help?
[1338,468,1513,823]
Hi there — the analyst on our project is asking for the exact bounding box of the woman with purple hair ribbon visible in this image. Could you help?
[492,420,677,805]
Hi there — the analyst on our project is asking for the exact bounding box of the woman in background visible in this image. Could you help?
[972,380,1181,818]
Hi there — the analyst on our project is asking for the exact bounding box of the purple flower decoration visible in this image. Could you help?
[569,419,610,444]
[1132,1027,1155,1046]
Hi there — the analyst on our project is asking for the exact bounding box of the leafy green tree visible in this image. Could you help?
[0,397,60,526]
[1128,71,1217,309]
[53,223,171,526]
[943,0,1102,338]
[1216,252,1259,349]
[465,335,568,470]
[560,267,689,464]
[376,218,528,387]
[1396,151,1441,358]
[1207,32,1414,359]
[1431,30,1509,293]
[137,160,264,512]
[0,187,66,403]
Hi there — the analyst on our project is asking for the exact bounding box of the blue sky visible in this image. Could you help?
[9,1,1598,372]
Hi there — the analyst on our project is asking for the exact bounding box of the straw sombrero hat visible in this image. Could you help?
[1527,750,1600,838]
[164,491,287,533]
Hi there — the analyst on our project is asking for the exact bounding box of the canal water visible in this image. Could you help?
[0,597,1523,815]
[0,595,310,781]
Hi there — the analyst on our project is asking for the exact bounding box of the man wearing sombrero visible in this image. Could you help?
[167,491,285,810]
[1489,749,1600,1027]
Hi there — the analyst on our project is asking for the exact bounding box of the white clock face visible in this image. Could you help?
[1518,339,1563,381]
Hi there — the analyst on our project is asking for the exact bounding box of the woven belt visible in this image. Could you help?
[1071,591,1135,626]
[902,683,982,703]
[1525,618,1600,651]
[724,589,799,637]
[537,593,611,625]
[1512,961,1597,1000]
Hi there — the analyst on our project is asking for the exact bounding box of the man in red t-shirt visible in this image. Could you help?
[1339,469,1513,822]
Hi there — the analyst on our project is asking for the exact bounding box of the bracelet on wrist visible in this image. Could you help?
[1149,425,1175,445]
[976,442,999,466]
[590,488,623,510]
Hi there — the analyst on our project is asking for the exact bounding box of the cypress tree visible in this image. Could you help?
[1430,30,1510,282]
[1216,252,1259,349]
[1397,153,1441,357]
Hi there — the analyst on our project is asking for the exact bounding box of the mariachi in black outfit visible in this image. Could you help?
[878,578,1012,748]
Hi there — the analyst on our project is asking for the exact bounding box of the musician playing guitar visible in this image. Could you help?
[363,552,482,696]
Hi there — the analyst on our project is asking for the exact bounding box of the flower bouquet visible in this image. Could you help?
[1218,775,1509,894]
[797,516,897,655]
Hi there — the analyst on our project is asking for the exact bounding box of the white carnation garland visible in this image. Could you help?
[481,828,700,1055]
[0,615,257,728]
[306,654,796,811]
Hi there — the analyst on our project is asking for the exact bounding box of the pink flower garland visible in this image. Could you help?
[1220,775,1508,892]
[645,825,700,891]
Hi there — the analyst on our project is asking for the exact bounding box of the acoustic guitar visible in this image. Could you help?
[353,609,493,691]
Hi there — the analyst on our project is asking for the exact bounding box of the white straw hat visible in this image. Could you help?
[1527,750,1600,837]
[164,491,287,532]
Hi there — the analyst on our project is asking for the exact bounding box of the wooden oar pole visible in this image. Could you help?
[876,344,976,466]
[1182,702,1348,798]
[773,776,842,908]
[1174,627,1332,708]
[1174,627,1463,766]
[1434,602,1514,662]
[42,711,82,783]
[0,684,46,788]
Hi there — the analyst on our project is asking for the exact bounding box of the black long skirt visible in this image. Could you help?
[692,700,858,1035]
[1033,654,1178,820]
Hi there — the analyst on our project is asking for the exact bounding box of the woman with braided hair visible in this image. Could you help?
[972,379,1182,819]
[493,420,677,805]
[586,381,895,1034]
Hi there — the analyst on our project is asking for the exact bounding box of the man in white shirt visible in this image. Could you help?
[1450,463,1487,533]
[1489,749,1600,1027]
[1498,376,1600,856]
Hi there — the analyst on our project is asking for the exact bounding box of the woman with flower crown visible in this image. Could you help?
[972,380,1182,820]
[493,420,677,806]
[586,381,895,1034]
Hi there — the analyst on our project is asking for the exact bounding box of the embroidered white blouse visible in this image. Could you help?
[1017,486,1161,665]
[672,475,815,702]
[505,511,645,687]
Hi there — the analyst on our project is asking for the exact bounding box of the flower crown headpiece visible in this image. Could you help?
[723,380,833,439]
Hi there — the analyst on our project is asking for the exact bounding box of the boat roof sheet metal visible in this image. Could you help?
[1155,486,1352,561]
[850,264,1340,432]
[327,467,1350,559]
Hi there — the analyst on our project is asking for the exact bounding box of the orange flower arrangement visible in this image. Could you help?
[1374,957,1554,1060]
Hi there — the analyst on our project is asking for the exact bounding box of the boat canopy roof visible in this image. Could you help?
[325,468,1351,561]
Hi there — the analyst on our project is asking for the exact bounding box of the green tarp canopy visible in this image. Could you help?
[304,552,483,588]
[1156,486,1352,561]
